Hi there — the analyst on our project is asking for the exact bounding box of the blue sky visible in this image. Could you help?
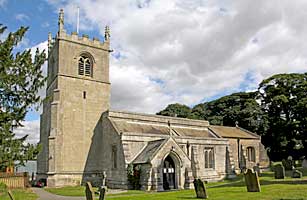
[2,0,307,143]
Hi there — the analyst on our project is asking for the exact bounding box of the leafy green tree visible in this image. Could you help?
[191,92,267,134]
[157,103,192,118]
[157,92,266,135]
[258,73,307,160]
[0,25,46,171]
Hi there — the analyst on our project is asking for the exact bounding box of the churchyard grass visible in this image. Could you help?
[44,170,307,200]
[45,185,87,196]
[0,188,38,200]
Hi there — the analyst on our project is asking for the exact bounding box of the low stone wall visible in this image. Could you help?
[0,172,29,188]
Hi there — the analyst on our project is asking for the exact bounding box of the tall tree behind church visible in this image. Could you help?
[158,92,266,135]
[258,73,307,160]
[191,92,267,134]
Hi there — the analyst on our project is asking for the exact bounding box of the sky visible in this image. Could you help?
[1,0,307,144]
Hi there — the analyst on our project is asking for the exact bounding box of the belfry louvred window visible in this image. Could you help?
[78,54,92,77]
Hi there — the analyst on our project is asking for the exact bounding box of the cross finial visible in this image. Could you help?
[58,9,64,31]
[104,26,110,41]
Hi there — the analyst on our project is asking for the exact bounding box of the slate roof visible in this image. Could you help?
[107,111,258,139]
[209,125,260,139]
[112,120,169,135]
[133,139,166,164]
[111,120,215,138]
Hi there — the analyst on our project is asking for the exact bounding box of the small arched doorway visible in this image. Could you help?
[163,155,176,190]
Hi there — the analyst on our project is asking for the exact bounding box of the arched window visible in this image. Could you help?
[247,146,256,162]
[204,147,214,169]
[78,54,93,77]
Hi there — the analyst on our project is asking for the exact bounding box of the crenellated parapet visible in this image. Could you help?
[56,30,110,51]
[48,8,111,56]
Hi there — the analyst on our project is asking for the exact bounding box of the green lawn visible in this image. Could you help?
[45,170,307,200]
[0,188,38,200]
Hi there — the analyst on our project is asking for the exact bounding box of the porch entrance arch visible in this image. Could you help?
[163,155,176,190]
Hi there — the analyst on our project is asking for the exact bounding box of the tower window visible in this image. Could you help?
[83,91,86,99]
[78,54,93,77]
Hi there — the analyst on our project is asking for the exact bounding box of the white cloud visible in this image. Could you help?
[14,120,40,144]
[44,0,307,113]
[15,13,30,21]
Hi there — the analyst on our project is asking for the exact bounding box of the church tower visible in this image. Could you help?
[37,9,111,187]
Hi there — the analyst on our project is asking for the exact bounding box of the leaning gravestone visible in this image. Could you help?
[302,159,307,169]
[292,169,303,178]
[85,182,95,200]
[193,178,208,199]
[274,164,285,179]
[244,168,261,192]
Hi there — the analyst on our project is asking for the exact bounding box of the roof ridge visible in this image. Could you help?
[236,126,260,138]
[108,109,210,124]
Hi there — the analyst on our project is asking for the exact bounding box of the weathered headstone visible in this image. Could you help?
[244,168,261,192]
[85,182,95,200]
[253,164,261,177]
[302,159,307,169]
[7,190,15,200]
[99,186,107,200]
[292,169,303,178]
[274,164,285,179]
[102,171,107,186]
[193,178,208,199]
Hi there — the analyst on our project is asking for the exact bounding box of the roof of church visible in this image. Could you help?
[133,139,166,164]
[108,110,216,138]
[209,125,260,139]
[107,110,259,139]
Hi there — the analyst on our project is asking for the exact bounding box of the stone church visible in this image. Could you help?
[37,9,269,190]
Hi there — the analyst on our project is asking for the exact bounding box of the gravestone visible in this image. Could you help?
[253,164,261,177]
[292,169,303,178]
[193,178,208,199]
[274,164,285,179]
[244,168,261,192]
[99,186,107,200]
[7,190,15,200]
[302,159,307,169]
[102,171,107,186]
[85,182,95,200]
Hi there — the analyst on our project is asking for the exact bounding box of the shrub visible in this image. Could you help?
[0,182,8,194]
[127,164,141,190]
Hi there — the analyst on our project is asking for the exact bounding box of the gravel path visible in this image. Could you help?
[32,188,85,200]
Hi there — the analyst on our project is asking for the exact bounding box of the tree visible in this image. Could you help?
[157,103,192,118]
[0,24,46,171]
[191,92,267,134]
[157,92,266,135]
[258,73,307,160]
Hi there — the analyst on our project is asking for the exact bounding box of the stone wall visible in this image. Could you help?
[37,30,111,187]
